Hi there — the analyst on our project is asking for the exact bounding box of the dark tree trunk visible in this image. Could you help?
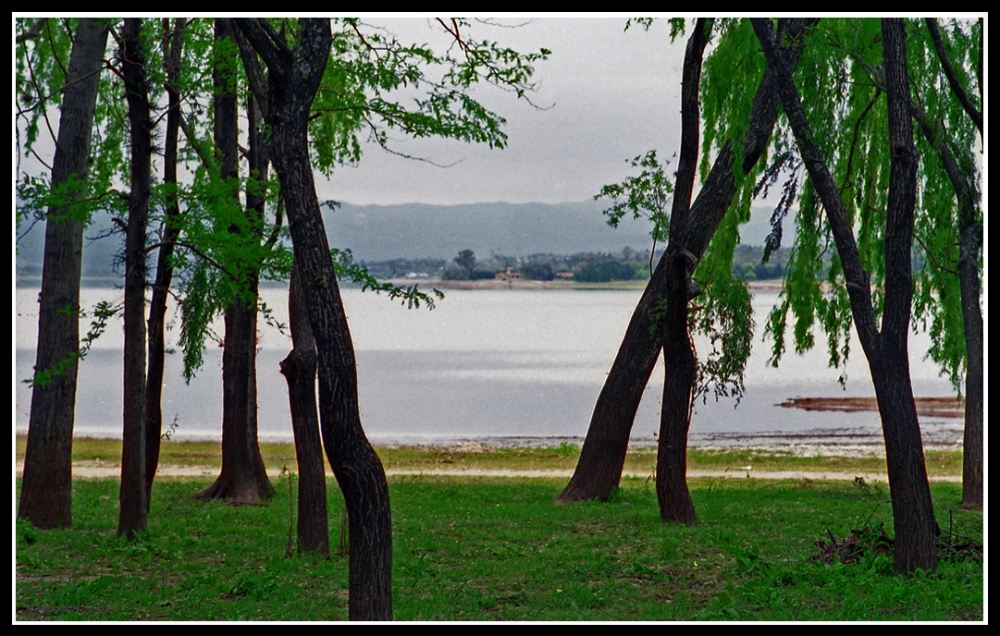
[235,18,393,620]
[958,210,983,508]
[910,96,983,509]
[558,18,815,504]
[754,17,938,574]
[19,18,108,530]
[656,248,699,523]
[280,265,330,556]
[197,19,273,503]
[118,17,152,539]
[145,18,185,508]
[653,19,709,524]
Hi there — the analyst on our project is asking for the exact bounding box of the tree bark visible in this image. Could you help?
[280,264,330,556]
[558,18,815,503]
[145,18,185,508]
[754,17,938,574]
[957,207,983,508]
[235,18,393,620]
[654,18,710,524]
[118,17,151,539]
[197,19,274,503]
[19,18,108,530]
[910,100,983,508]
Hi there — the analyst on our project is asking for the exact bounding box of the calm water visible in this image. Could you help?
[14,286,962,449]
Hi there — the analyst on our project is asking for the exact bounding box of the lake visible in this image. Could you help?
[14,285,963,450]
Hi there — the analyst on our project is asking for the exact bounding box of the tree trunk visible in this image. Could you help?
[118,17,151,539]
[558,18,815,503]
[652,19,709,524]
[235,18,393,619]
[18,18,108,530]
[145,18,185,508]
[280,264,330,556]
[958,212,983,508]
[197,19,273,503]
[754,17,938,574]
[910,92,983,510]
[656,248,699,523]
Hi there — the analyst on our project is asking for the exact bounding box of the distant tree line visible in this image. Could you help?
[356,245,805,283]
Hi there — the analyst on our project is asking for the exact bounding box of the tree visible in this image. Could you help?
[753,17,939,573]
[234,17,392,620]
[280,264,329,556]
[117,17,153,538]
[455,249,477,278]
[17,18,109,529]
[234,17,547,618]
[558,18,815,504]
[911,18,982,508]
[195,19,275,503]
[144,18,187,505]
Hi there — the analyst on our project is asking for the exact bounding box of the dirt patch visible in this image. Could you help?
[780,396,964,419]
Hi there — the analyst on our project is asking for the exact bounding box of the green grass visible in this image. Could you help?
[15,437,965,478]
[15,475,982,621]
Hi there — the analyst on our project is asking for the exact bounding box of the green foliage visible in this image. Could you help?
[692,278,754,403]
[331,248,443,310]
[305,18,550,174]
[575,259,636,284]
[24,300,119,389]
[757,18,982,393]
[596,151,672,272]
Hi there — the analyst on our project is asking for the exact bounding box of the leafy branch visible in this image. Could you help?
[23,300,119,388]
[331,248,443,310]
[596,150,673,273]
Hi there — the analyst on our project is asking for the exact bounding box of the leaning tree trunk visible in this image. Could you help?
[197,18,273,503]
[145,18,185,507]
[755,17,938,574]
[280,264,330,556]
[234,18,393,619]
[118,17,152,539]
[653,18,709,524]
[558,18,815,504]
[911,95,983,510]
[19,18,108,530]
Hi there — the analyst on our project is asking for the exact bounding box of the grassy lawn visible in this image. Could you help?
[15,470,982,621]
[15,437,966,479]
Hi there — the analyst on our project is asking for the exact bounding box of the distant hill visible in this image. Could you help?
[323,200,659,261]
[15,201,790,280]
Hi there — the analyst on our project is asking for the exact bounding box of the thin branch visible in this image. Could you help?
[363,117,464,168]
[262,186,284,252]
[24,47,60,152]
[925,18,982,134]
[26,147,54,173]
[474,18,535,29]
[839,91,881,194]
[913,232,959,277]
[45,19,68,79]
[15,67,107,118]
[16,18,49,44]
[145,240,241,283]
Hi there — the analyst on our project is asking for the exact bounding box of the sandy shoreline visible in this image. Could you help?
[15,460,959,483]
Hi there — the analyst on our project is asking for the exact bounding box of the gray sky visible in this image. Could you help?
[13,16,688,208]
[316,17,688,206]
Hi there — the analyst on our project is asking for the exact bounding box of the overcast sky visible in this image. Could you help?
[306,17,689,206]
[15,16,985,209]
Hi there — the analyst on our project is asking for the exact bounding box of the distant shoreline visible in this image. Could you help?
[387,278,786,292]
